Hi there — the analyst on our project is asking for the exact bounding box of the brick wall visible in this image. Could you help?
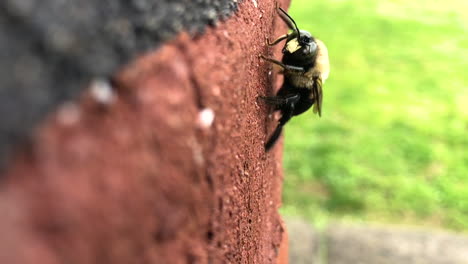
[0,0,290,263]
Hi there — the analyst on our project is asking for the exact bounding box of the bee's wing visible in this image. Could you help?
[312,77,323,117]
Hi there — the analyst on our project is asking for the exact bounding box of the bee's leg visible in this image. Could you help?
[260,55,305,73]
[265,94,300,151]
[267,34,289,46]
[265,124,283,151]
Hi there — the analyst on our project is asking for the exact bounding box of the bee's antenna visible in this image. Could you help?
[277,7,301,43]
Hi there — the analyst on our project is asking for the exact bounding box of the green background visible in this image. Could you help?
[281,0,468,230]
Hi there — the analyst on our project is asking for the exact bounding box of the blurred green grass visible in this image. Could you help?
[281,0,468,230]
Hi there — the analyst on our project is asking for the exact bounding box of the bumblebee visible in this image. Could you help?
[260,7,330,151]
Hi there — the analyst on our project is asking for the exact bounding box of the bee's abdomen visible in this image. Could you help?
[285,73,314,89]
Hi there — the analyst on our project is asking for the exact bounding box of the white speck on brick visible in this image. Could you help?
[90,78,115,104]
[252,0,258,8]
[198,108,215,128]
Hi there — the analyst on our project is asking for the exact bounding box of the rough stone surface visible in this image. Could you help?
[0,0,242,167]
[0,0,291,263]
[327,223,468,264]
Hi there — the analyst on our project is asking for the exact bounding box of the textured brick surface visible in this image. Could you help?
[0,0,290,263]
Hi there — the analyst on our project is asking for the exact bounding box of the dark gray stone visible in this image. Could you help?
[0,0,241,169]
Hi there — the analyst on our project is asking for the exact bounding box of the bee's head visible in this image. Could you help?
[283,30,318,65]
[275,8,318,65]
